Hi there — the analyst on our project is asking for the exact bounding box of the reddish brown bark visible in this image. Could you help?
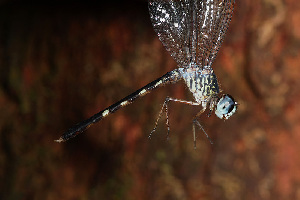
[0,0,300,199]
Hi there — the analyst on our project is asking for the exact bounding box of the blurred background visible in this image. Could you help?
[1,0,300,199]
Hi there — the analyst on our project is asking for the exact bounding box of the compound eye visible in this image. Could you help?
[215,94,237,119]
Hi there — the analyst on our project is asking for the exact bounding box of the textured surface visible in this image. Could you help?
[149,0,234,68]
[1,0,300,200]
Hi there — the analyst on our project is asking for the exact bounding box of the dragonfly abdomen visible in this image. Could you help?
[56,69,182,142]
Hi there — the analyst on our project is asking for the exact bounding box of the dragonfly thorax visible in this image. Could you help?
[179,65,220,103]
[178,65,237,121]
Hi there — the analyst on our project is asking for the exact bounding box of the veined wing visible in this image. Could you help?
[148,0,235,68]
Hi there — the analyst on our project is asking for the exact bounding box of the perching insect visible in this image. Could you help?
[56,0,237,147]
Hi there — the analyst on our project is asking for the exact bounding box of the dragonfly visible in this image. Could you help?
[56,0,237,147]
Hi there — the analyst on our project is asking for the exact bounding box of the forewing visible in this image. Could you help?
[148,0,235,68]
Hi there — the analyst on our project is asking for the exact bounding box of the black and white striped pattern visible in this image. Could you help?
[55,70,181,142]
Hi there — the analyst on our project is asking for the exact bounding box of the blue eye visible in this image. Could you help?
[215,94,237,120]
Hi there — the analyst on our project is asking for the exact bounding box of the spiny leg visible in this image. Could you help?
[192,98,217,147]
[149,97,201,140]
[164,98,170,140]
[192,107,206,149]
[149,97,170,139]
[193,114,214,149]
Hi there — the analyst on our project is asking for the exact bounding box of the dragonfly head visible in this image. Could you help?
[215,94,237,120]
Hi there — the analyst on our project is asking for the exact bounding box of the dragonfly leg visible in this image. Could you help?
[149,97,201,140]
[193,112,214,149]
[149,97,170,139]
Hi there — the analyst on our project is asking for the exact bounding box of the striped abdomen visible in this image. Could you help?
[56,69,182,142]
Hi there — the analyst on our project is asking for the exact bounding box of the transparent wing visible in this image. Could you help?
[148,0,235,68]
